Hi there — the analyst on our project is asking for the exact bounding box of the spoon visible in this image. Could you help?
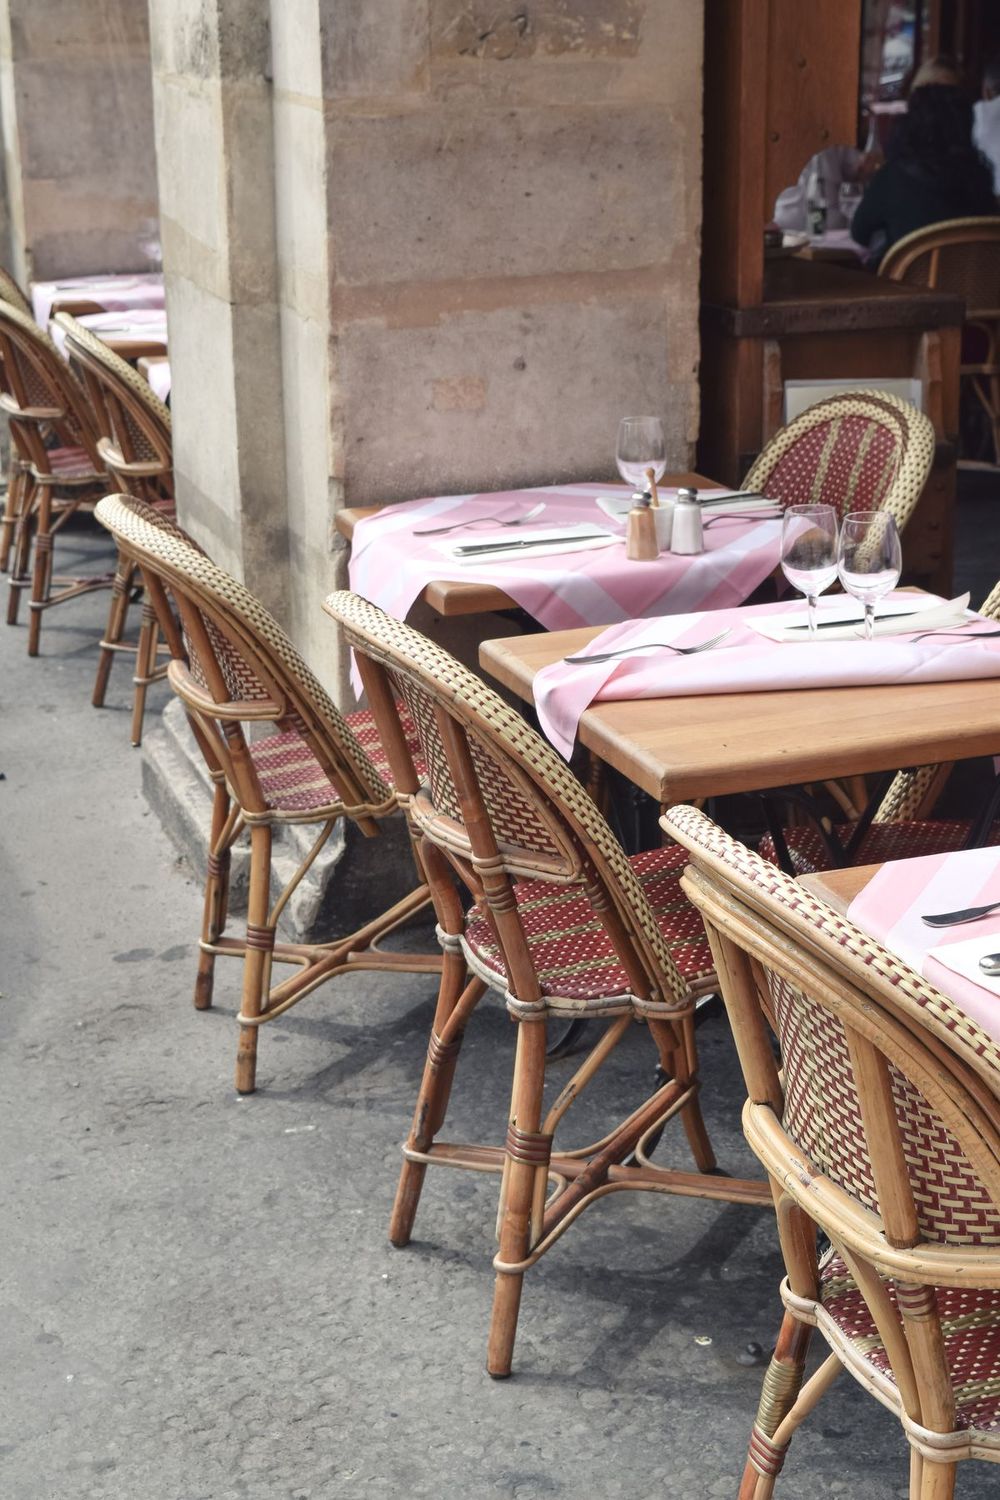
[921,898,1000,928]
[980,953,1000,976]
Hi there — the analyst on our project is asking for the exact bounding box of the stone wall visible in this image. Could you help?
[150,0,705,690]
[0,0,157,283]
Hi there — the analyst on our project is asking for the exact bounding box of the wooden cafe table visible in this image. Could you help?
[478,620,1000,806]
[335,470,719,618]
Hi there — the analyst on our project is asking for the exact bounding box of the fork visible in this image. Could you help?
[414,502,545,537]
[563,628,732,665]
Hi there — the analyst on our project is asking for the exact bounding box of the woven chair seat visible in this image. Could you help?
[42,444,103,482]
[820,1252,1000,1435]
[464,845,714,1004]
[251,702,425,814]
[758,818,1000,876]
[344,704,427,785]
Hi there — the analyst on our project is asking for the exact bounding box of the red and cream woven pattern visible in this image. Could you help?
[327,591,697,1006]
[742,390,935,535]
[464,846,714,1007]
[758,818,1000,876]
[820,1252,1000,1433]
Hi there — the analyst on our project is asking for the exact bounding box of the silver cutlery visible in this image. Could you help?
[453,530,607,558]
[414,502,545,537]
[563,628,732,666]
[980,952,1000,975]
[703,510,783,527]
[921,898,1000,928]
[909,626,1000,644]
[699,491,769,504]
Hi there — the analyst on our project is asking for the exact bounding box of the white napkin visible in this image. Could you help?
[594,490,776,526]
[928,935,1000,999]
[749,593,971,643]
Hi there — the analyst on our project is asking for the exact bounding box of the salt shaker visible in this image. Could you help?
[670,486,704,555]
[626,491,659,561]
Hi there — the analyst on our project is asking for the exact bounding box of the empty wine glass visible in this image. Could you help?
[780,504,839,635]
[616,416,666,493]
[837,510,902,640]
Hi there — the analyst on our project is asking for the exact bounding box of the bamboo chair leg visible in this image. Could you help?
[917,1458,956,1500]
[93,554,134,708]
[27,490,53,656]
[130,603,160,746]
[195,783,235,1010]
[737,1312,816,1499]
[0,463,27,573]
[7,489,33,625]
[486,1018,548,1379]
[651,1013,717,1173]
[234,822,273,1094]
[389,955,485,1247]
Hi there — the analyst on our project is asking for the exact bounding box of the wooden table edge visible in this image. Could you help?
[799,864,880,915]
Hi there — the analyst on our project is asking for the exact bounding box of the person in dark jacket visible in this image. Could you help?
[851,84,997,264]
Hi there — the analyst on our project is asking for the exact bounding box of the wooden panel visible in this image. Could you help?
[800,863,878,914]
[764,0,863,214]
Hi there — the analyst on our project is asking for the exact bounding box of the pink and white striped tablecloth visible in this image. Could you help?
[49,307,169,360]
[349,483,783,629]
[31,272,165,328]
[846,846,1000,1044]
[533,594,1000,757]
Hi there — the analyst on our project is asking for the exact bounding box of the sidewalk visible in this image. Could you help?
[1,520,995,1499]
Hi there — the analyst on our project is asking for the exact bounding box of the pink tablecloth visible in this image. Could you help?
[350,482,782,624]
[534,594,1000,757]
[49,307,168,360]
[846,846,1000,1044]
[31,272,165,328]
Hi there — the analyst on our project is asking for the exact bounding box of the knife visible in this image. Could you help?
[454,532,608,557]
[780,610,926,633]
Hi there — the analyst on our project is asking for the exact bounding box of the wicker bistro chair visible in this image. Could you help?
[880,217,1000,466]
[742,389,935,534]
[0,270,34,574]
[324,590,771,1379]
[757,576,1000,876]
[94,495,438,1095]
[0,299,111,653]
[661,804,1000,1499]
[57,313,174,744]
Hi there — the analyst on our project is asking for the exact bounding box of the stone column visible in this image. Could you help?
[0,0,157,283]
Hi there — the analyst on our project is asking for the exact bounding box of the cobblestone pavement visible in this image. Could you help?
[3,519,998,1500]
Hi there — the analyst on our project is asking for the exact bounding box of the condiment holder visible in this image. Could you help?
[670,486,704,555]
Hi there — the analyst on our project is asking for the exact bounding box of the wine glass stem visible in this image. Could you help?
[806,594,818,635]
[864,602,875,641]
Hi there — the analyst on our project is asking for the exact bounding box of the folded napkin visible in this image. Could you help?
[534,593,1000,759]
[846,846,1000,1043]
[750,593,971,643]
[594,489,777,525]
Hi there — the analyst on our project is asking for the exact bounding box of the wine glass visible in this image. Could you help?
[837,510,902,640]
[616,416,666,493]
[780,504,839,635]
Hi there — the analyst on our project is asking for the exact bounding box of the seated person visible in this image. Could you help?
[851,83,996,264]
[973,54,1000,194]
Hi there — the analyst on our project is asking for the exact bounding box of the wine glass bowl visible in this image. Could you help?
[837,510,902,639]
[616,416,666,493]
[780,504,839,635]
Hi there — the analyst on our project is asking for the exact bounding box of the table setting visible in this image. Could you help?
[845,844,1000,1044]
[31,271,165,327]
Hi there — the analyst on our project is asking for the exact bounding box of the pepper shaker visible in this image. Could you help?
[626,491,659,561]
[670,486,704,555]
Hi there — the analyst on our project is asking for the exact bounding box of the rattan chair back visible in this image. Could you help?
[56,312,172,504]
[0,299,102,473]
[95,496,391,823]
[663,802,1000,1481]
[742,389,935,534]
[0,269,32,317]
[325,590,689,1015]
[879,216,1000,309]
